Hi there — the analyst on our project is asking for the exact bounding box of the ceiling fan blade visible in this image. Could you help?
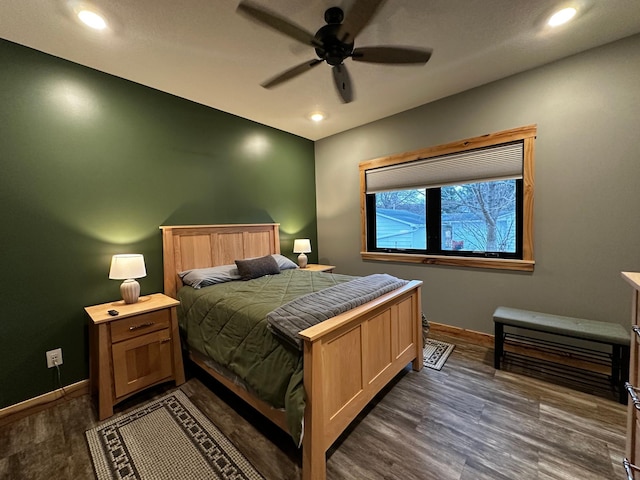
[338,0,387,43]
[332,64,353,103]
[351,46,433,64]
[237,2,321,47]
[261,59,322,89]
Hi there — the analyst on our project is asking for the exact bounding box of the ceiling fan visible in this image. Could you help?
[237,0,433,103]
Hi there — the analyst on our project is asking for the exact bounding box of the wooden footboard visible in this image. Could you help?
[160,224,423,480]
[299,280,423,480]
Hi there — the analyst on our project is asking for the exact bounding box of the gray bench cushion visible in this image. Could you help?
[493,306,629,346]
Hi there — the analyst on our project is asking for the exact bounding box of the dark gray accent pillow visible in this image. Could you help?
[235,255,280,280]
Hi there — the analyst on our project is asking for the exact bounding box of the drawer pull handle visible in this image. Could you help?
[624,458,640,480]
[633,325,640,339]
[160,338,171,343]
[129,322,154,331]
[625,382,640,410]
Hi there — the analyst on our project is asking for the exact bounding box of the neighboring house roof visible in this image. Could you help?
[377,208,425,227]
[379,208,513,224]
[379,209,514,226]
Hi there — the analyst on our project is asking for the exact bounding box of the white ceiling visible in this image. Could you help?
[2,0,640,140]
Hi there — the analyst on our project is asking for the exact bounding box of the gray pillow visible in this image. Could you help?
[235,255,280,280]
[271,254,298,271]
[179,264,241,289]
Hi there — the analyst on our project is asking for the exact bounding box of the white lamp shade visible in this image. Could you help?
[109,254,147,280]
[293,239,312,254]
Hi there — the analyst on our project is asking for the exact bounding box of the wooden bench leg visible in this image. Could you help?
[494,322,504,369]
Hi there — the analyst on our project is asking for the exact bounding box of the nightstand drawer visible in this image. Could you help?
[110,309,170,343]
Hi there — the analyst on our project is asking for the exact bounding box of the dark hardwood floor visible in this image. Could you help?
[0,333,628,479]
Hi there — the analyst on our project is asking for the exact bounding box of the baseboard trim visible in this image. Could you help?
[429,321,494,347]
[0,379,90,427]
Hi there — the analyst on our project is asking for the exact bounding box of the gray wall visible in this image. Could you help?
[315,34,640,334]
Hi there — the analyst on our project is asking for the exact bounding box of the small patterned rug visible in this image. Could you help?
[86,390,264,480]
[423,338,455,370]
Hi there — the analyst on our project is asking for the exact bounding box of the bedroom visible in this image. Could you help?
[1,1,640,479]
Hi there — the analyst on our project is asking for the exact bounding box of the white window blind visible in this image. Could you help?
[365,142,523,193]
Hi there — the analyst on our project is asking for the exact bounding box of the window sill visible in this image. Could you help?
[361,252,535,272]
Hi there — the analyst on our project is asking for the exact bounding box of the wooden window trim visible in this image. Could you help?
[359,125,536,272]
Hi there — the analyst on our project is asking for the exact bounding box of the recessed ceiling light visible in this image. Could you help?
[77,9,107,30]
[309,112,325,122]
[548,7,577,27]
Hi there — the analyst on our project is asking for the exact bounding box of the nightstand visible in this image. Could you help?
[302,264,336,273]
[85,293,185,420]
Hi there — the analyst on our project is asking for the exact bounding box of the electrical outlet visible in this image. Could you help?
[46,348,63,368]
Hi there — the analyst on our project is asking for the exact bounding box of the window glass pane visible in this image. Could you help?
[441,180,516,253]
[374,189,426,249]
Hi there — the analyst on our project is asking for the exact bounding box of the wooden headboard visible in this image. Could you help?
[159,223,281,298]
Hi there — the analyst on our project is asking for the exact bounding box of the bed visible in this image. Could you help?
[160,223,423,480]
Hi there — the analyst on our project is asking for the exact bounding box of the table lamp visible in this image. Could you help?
[109,254,147,304]
[293,239,311,268]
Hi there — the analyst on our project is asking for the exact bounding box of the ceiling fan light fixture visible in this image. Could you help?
[77,9,107,30]
[548,7,577,27]
[309,112,325,122]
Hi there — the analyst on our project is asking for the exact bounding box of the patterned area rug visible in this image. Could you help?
[423,338,455,370]
[86,390,264,480]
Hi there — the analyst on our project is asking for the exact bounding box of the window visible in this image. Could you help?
[359,126,536,271]
[368,179,520,256]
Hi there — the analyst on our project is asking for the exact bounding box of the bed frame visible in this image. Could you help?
[160,223,423,480]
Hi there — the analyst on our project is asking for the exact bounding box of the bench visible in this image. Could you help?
[493,306,630,404]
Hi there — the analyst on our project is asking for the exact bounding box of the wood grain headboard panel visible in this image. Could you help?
[159,223,281,298]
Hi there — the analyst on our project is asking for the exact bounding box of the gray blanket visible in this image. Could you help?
[267,273,409,350]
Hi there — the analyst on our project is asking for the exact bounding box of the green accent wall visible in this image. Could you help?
[0,39,317,409]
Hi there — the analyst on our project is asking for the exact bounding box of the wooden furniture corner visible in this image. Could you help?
[623,272,640,474]
[301,264,336,273]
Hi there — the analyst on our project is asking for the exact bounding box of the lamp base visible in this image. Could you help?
[120,279,141,304]
[297,253,308,268]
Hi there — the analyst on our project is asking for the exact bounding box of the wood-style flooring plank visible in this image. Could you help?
[0,333,627,480]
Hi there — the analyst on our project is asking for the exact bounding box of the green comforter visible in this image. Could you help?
[177,268,356,444]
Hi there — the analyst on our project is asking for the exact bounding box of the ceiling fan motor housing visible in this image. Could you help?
[314,23,354,66]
